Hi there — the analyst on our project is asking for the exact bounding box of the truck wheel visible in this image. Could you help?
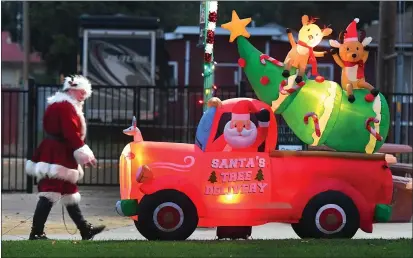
[291,191,360,239]
[135,190,198,240]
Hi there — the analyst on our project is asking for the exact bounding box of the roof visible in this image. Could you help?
[165,25,284,40]
[79,14,161,30]
[364,7,413,46]
[166,21,412,48]
[1,31,43,63]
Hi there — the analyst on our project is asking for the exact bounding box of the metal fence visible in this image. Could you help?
[2,88,30,192]
[2,83,412,192]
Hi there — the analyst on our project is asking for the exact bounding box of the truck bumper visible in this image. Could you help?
[374,204,392,222]
[115,199,139,217]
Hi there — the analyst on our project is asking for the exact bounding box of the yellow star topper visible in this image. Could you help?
[221,10,252,43]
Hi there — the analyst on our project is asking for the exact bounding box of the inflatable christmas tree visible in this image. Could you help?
[221,11,390,154]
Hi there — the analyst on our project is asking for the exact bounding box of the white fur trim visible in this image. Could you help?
[62,192,81,205]
[25,160,84,184]
[258,121,270,127]
[38,192,61,203]
[62,75,92,99]
[354,18,359,23]
[47,92,87,141]
[329,40,341,48]
[73,144,95,165]
[344,37,358,42]
[362,37,372,46]
[232,113,250,121]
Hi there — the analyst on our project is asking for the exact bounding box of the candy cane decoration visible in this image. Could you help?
[304,112,321,137]
[259,54,284,67]
[365,117,383,141]
[201,1,218,111]
[279,79,306,95]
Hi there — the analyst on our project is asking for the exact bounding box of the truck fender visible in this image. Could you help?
[139,175,207,217]
[291,178,373,233]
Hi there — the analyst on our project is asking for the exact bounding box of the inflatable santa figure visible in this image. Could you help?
[25,75,105,240]
[210,99,270,152]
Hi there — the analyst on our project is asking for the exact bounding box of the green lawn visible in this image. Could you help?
[1,239,412,258]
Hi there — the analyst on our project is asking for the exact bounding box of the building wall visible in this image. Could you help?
[1,65,20,87]
[1,62,47,87]
[164,35,382,89]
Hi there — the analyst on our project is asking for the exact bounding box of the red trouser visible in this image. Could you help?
[37,178,80,205]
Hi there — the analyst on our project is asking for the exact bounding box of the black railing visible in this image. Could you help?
[1,88,29,191]
[2,83,412,192]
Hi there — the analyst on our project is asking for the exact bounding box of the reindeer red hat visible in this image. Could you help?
[231,100,257,121]
[344,18,360,42]
[329,18,372,48]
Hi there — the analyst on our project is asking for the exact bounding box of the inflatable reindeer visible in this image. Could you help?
[329,18,378,103]
[283,15,333,84]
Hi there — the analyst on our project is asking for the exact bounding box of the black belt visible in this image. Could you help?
[45,133,65,142]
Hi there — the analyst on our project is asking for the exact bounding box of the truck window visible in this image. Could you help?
[195,106,217,151]
[213,112,265,152]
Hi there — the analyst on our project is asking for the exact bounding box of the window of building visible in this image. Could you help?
[305,63,334,80]
[168,61,178,102]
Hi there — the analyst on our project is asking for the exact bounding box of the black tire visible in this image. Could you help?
[291,191,360,239]
[134,190,198,240]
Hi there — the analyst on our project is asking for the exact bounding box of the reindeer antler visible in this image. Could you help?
[308,16,319,25]
[322,24,331,32]
[339,30,346,44]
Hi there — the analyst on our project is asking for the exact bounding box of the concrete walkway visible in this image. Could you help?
[2,186,412,241]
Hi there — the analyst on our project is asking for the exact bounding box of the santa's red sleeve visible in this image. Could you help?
[59,103,95,165]
[253,121,270,148]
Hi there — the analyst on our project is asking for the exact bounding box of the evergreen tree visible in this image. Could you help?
[255,169,264,181]
[208,171,217,183]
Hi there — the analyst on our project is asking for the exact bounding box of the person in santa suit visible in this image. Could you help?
[25,75,105,240]
[208,99,270,152]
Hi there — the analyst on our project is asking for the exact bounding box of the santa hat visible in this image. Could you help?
[62,75,92,98]
[344,18,360,43]
[231,100,257,121]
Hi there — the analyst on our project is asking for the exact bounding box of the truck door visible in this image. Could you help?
[202,111,272,211]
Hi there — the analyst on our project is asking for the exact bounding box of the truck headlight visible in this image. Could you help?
[136,165,153,183]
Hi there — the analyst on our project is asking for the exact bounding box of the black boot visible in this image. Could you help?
[371,88,379,96]
[29,196,53,240]
[66,204,106,240]
[282,70,290,78]
[348,94,356,103]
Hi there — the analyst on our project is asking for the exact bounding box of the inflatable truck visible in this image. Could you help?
[115,97,393,241]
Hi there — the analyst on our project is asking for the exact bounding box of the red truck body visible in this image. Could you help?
[116,98,393,240]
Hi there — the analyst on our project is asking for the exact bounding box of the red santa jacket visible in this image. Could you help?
[208,121,269,152]
[25,92,95,184]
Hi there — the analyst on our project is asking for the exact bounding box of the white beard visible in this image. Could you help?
[223,121,257,149]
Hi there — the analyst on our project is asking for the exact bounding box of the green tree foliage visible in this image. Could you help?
[208,171,218,183]
[255,169,264,182]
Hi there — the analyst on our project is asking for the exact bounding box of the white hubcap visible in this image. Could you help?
[153,202,184,232]
[315,204,346,234]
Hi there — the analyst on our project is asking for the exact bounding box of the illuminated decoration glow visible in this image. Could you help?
[221,10,390,153]
[114,11,396,242]
[218,191,242,204]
